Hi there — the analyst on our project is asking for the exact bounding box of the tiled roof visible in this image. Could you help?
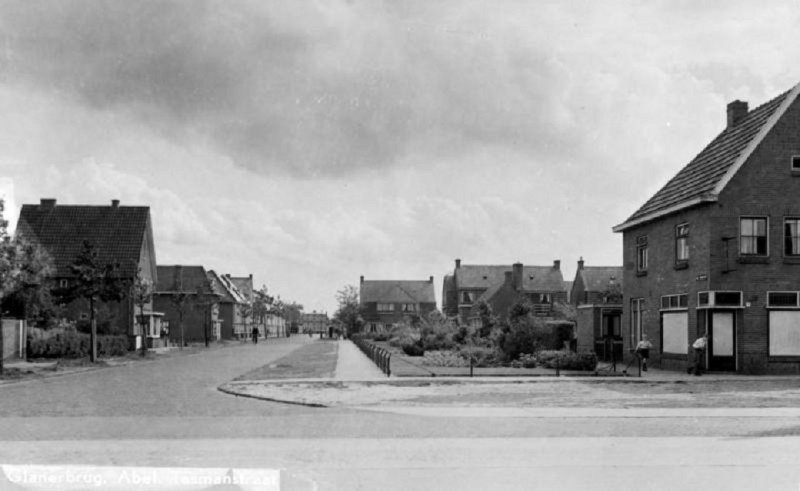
[577,266,623,292]
[455,265,565,292]
[155,265,214,295]
[16,202,151,278]
[360,279,437,304]
[228,276,254,302]
[616,85,800,231]
[207,270,248,303]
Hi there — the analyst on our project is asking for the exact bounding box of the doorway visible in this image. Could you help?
[708,310,736,371]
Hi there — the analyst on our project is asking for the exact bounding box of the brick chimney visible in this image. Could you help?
[553,260,561,270]
[455,258,461,269]
[512,262,523,291]
[429,276,434,283]
[40,198,56,210]
[727,100,749,129]
[111,199,120,208]
[360,275,364,284]
[578,257,584,270]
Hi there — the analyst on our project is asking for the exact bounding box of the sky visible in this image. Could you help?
[1,0,799,314]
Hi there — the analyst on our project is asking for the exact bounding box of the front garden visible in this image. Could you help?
[359,300,598,376]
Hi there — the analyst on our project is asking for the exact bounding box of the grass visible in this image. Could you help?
[234,340,339,380]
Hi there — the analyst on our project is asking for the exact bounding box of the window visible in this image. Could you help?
[539,293,552,304]
[662,312,688,354]
[768,291,800,308]
[676,223,689,262]
[769,311,800,355]
[461,291,475,304]
[401,303,418,312]
[660,294,688,310]
[630,298,644,346]
[377,303,394,312]
[636,236,648,273]
[59,279,69,288]
[785,218,800,256]
[740,217,768,255]
[793,156,800,171]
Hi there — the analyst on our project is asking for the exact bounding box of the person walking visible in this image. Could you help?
[251,326,259,344]
[691,334,707,376]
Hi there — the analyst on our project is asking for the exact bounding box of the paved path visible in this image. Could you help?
[333,340,387,380]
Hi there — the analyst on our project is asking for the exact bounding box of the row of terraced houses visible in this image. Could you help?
[362,82,800,374]
[3,198,287,357]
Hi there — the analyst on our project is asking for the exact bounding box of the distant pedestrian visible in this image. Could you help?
[690,334,707,376]
[635,335,653,371]
[251,326,259,344]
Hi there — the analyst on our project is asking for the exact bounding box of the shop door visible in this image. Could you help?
[708,311,736,371]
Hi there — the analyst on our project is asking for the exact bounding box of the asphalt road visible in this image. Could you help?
[4,336,800,490]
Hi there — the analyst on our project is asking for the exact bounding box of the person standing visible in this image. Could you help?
[691,334,707,376]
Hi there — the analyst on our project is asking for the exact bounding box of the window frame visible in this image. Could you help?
[630,297,644,347]
[377,303,395,313]
[784,217,800,257]
[675,223,689,263]
[636,235,648,274]
[740,216,769,256]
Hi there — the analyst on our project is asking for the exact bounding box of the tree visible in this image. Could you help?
[57,240,128,363]
[238,302,253,340]
[252,285,274,337]
[0,200,52,373]
[171,291,191,349]
[333,285,363,337]
[476,300,496,338]
[131,267,154,357]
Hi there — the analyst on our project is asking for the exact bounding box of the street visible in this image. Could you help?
[3,337,800,490]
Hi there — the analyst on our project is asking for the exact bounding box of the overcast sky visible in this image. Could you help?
[1,0,799,313]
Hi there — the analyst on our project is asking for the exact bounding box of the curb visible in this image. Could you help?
[217,383,328,408]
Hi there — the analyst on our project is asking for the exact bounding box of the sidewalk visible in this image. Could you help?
[334,340,387,380]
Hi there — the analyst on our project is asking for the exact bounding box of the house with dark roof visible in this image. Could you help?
[360,276,437,332]
[442,259,567,325]
[16,198,157,349]
[207,270,247,340]
[570,258,623,362]
[153,265,220,345]
[300,311,329,335]
[613,83,800,374]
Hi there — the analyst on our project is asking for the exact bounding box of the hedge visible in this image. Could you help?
[27,328,129,359]
[536,350,598,371]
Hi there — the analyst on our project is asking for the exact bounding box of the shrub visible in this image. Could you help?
[536,350,598,371]
[510,353,537,368]
[460,345,499,367]
[27,327,129,359]
[401,340,425,356]
[421,350,468,367]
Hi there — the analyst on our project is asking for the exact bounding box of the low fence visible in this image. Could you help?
[351,335,391,376]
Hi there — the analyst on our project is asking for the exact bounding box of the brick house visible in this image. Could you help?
[360,277,437,332]
[207,270,247,340]
[613,83,800,374]
[300,311,329,335]
[16,198,158,349]
[570,258,623,362]
[153,265,221,345]
[442,259,567,325]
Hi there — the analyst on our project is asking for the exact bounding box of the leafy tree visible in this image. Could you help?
[1,200,52,372]
[476,300,496,338]
[238,301,253,340]
[131,267,153,357]
[333,284,363,337]
[252,285,274,336]
[56,240,127,363]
